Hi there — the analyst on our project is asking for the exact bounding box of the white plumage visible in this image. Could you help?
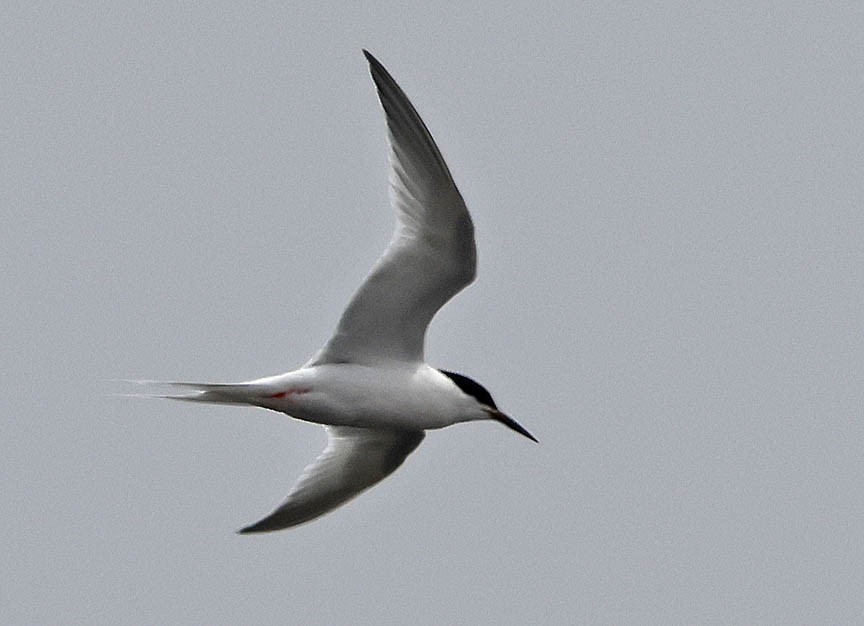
[133,50,535,533]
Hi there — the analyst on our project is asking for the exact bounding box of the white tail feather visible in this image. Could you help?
[114,379,272,406]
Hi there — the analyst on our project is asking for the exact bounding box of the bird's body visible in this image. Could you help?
[134,50,535,533]
[172,363,487,431]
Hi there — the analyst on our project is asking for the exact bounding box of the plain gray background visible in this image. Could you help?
[3,2,863,624]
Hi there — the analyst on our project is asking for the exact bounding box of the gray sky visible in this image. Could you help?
[3,2,863,624]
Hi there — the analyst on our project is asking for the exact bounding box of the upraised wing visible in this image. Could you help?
[238,426,425,533]
[308,50,476,366]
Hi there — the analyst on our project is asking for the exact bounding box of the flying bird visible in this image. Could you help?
[138,50,536,533]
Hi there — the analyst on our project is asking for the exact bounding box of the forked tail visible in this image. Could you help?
[117,379,271,406]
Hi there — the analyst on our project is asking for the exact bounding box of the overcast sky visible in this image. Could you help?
[3,2,864,625]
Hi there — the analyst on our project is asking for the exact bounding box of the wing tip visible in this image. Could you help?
[236,518,275,534]
[362,49,391,85]
[236,513,301,534]
[362,48,376,64]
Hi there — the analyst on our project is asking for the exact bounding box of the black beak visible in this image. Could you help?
[484,408,538,443]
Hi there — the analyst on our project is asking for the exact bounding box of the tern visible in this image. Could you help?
[137,50,536,533]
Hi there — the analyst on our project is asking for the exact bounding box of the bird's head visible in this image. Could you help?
[438,369,537,443]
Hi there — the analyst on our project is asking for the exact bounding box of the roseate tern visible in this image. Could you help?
[135,50,536,533]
